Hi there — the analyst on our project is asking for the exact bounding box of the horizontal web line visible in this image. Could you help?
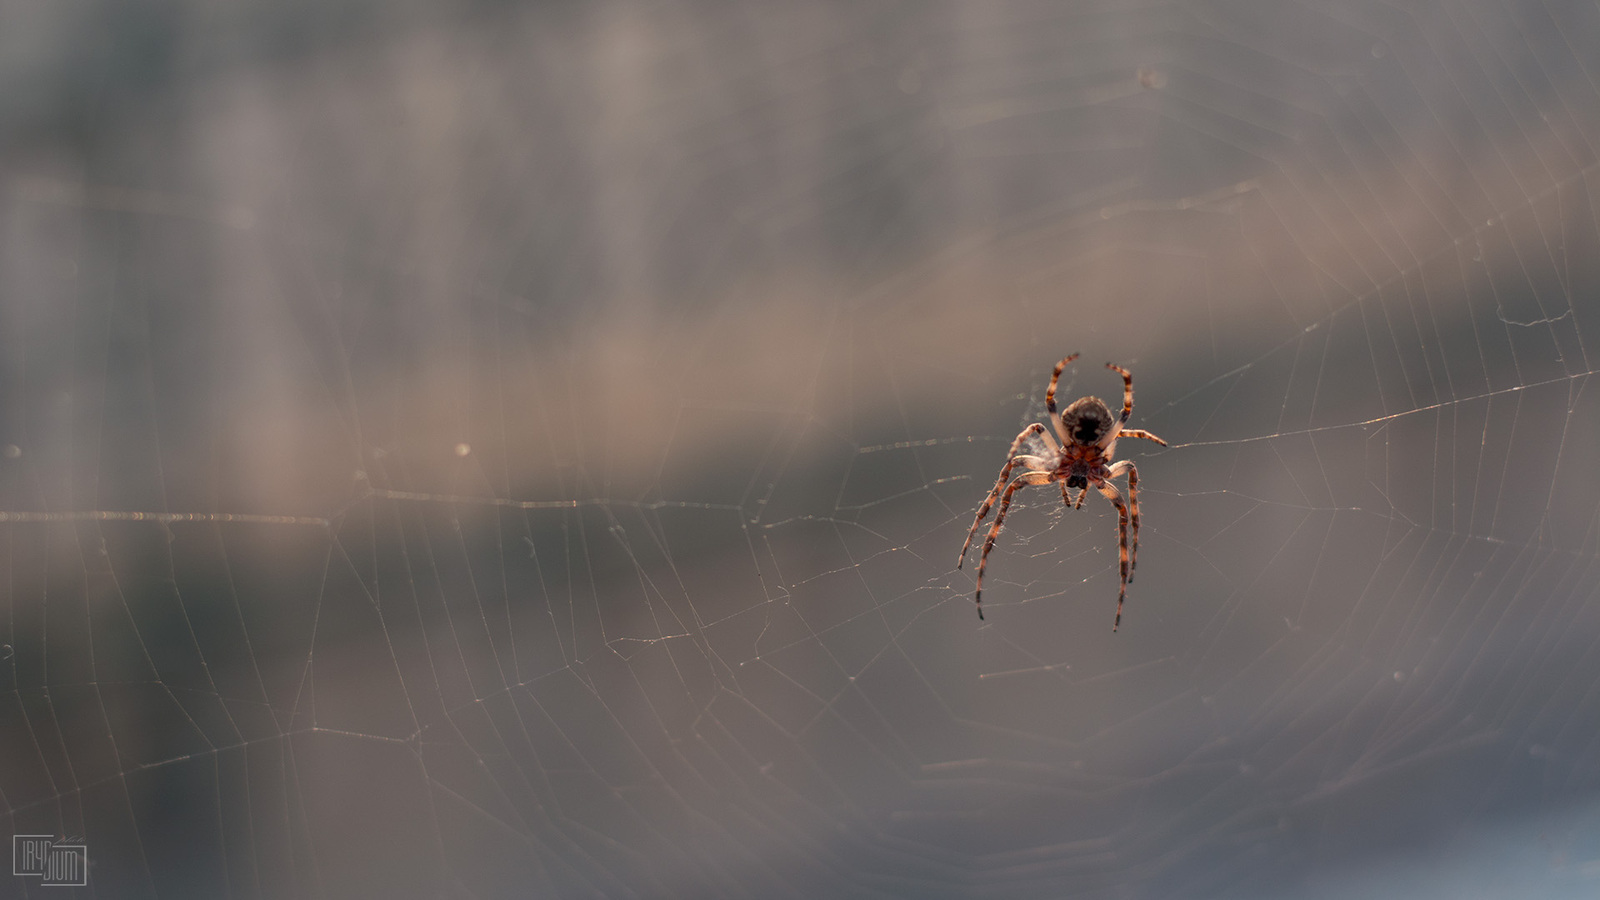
[1172,370,1593,448]
[0,510,330,526]
[0,490,741,526]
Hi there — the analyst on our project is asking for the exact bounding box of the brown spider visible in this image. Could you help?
[957,354,1168,629]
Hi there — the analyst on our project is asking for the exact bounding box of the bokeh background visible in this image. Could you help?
[3,1,1600,897]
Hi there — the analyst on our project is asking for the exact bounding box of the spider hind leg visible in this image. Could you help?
[1107,460,1142,577]
[1096,481,1133,631]
[971,471,1051,619]
[958,423,1050,569]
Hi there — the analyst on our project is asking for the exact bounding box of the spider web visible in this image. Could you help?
[4,1,1600,897]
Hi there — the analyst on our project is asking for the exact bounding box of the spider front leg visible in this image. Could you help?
[957,423,1052,569]
[971,472,1051,619]
[1096,480,1133,631]
[1045,353,1080,444]
[1105,363,1134,426]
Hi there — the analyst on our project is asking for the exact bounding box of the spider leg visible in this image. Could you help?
[957,423,1049,569]
[960,451,1047,568]
[1096,362,1134,450]
[1107,460,1142,577]
[1046,353,1080,444]
[972,471,1051,619]
[1105,363,1134,424]
[1117,428,1168,447]
[1096,480,1132,631]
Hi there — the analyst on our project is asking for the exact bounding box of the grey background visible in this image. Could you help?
[2,1,1599,897]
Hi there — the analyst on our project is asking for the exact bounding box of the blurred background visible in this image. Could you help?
[3,0,1600,897]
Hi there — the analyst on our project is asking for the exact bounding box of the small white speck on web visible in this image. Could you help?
[1,444,19,459]
[454,443,472,457]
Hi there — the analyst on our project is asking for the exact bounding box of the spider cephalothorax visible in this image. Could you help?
[957,354,1168,629]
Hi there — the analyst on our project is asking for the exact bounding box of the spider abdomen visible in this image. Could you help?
[1061,396,1114,446]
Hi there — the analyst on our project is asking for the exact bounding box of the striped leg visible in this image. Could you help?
[1096,481,1132,631]
[1046,353,1080,443]
[1106,460,1144,575]
[1127,463,1141,577]
[1105,362,1134,425]
[1118,428,1167,447]
[972,472,1051,619]
[958,423,1049,569]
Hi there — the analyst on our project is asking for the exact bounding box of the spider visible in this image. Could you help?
[957,354,1167,629]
